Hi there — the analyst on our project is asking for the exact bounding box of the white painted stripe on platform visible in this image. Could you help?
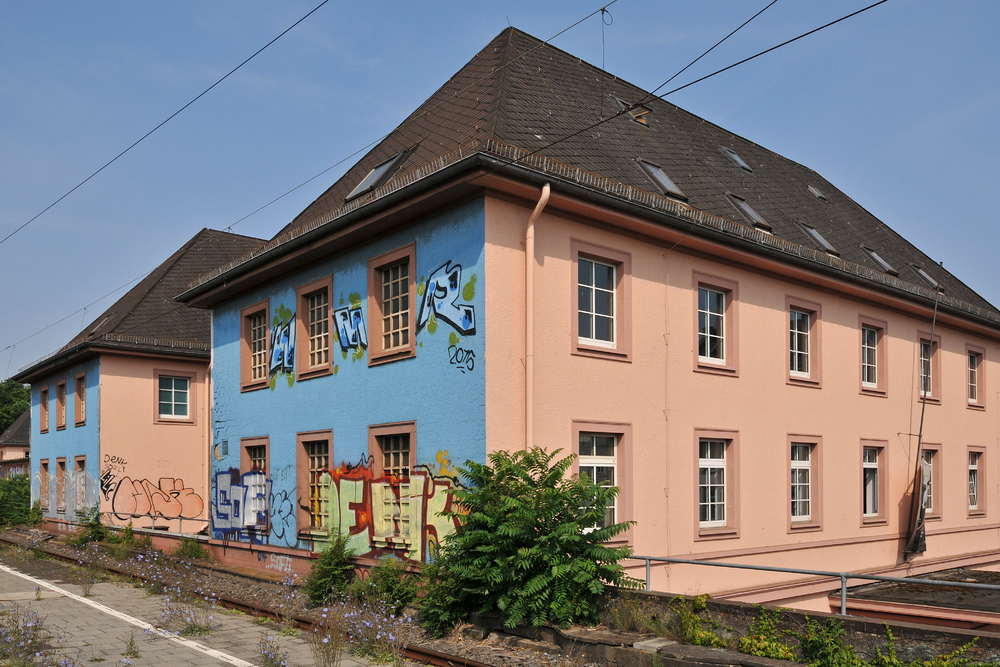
[0,562,254,667]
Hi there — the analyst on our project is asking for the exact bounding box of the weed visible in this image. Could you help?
[277,573,299,634]
[77,563,101,597]
[257,632,289,667]
[253,615,274,626]
[667,595,726,648]
[348,556,416,615]
[0,603,84,666]
[306,606,348,667]
[304,533,355,606]
[120,630,140,659]
[736,606,796,661]
[174,538,208,560]
[795,616,864,667]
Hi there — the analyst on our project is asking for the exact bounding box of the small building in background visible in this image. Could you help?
[0,409,30,479]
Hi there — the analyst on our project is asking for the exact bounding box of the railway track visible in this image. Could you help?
[0,530,496,667]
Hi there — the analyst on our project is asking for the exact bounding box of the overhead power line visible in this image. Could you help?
[0,0,332,249]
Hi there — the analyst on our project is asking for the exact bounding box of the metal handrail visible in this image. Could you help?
[626,555,1000,615]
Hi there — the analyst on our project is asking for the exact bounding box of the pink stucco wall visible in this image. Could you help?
[485,194,1000,609]
[99,354,210,533]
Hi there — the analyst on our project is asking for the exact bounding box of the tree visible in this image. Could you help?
[0,379,29,435]
[420,447,640,637]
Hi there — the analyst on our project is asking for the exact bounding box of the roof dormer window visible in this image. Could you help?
[614,97,652,126]
[861,246,897,276]
[800,223,838,256]
[638,160,685,199]
[345,152,407,201]
[912,264,941,291]
[729,194,770,232]
[721,147,752,172]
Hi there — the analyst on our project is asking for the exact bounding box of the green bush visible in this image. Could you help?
[0,475,32,526]
[796,617,864,667]
[303,533,356,606]
[348,555,417,615]
[419,447,640,637]
[67,505,116,547]
[174,537,209,560]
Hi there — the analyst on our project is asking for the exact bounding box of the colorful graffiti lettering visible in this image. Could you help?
[211,470,272,543]
[334,306,367,351]
[101,454,128,500]
[269,305,295,389]
[448,345,475,373]
[417,262,476,335]
[259,552,293,575]
[111,477,204,520]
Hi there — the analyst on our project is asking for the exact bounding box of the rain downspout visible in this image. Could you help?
[525,183,550,450]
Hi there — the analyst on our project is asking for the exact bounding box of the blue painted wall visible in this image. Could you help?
[31,357,101,518]
[210,199,486,552]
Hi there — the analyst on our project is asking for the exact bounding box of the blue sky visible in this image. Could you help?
[3,1,999,379]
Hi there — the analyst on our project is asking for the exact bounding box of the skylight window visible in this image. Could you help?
[808,185,827,200]
[861,246,897,275]
[614,97,652,126]
[911,264,941,290]
[721,147,752,172]
[729,194,770,232]
[345,152,407,201]
[638,160,685,199]
[800,224,838,255]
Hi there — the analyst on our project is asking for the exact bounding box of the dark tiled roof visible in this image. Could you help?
[263,28,994,318]
[0,409,29,447]
[16,229,263,380]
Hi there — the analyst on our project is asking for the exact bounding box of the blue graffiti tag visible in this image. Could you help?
[269,316,295,376]
[334,306,367,350]
[417,261,476,335]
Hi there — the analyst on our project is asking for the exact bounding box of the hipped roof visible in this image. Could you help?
[187,27,999,325]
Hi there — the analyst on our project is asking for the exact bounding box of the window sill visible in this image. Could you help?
[918,396,941,405]
[368,349,415,367]
[372,536,412,547]
[241,381,269,393]
[861,516,888,527]
[573,343,631,363]
[296,367,333,382]
[968,510,986,518]
[967,403,986,412]
[56,425,66,431]
[787,376,821,389]
[924,514,942,523]
[74,420,86,427]
[860,387,887,398]
[694,361,738,378]
[156,417,195,426]
[696,526,738,541]
[788,521,822,533]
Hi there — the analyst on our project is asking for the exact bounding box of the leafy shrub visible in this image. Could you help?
[736,605,795,660]
[868,626,988,667]
[304,533,356,606]
[174,537,208,560]
[419,447,640,637]
[796,617,864,667]
[0,475,32,525]
[667,595,726,648]
[68,505,116,547]
[26,499,43,526]
[348,555,416,615]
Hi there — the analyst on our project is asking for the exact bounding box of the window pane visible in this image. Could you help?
[594,290,613,317]
[579,259,593,286]
[593,263,614,291]
[594,315,613,342]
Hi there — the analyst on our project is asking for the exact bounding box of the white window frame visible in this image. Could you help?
[790,444,812,522]
[861,326,878,388]
[698,439,727,528]
[862,447,880,518]
[697,287,726,364]
[578,257,617,349]
[969,451,981,512]
[968,352,980,404]
[920,340,933,397]
[157,376,189,420]
[789,309,811,377]
[578,433,618,530]
[922,449,937,515]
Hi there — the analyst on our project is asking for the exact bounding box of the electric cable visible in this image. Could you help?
[0,0,333,249]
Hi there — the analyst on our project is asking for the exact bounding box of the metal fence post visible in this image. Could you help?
[646,558,651,591]
[840,574,847,616]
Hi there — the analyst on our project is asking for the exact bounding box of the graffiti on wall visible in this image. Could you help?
[110,477,204,520]
[209,452,463,562]
[417,262,476,336]
[32,467,100,518]
[257,551,293,575]
[270,305,295,389]
[334,307,367,352]
[211,469,273,543]
[100,454,128,500]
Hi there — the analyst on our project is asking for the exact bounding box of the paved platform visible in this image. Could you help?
[0,558,368,666]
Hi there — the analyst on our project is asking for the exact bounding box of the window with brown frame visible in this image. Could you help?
[572,240,632,361]
[967,345,985,409]
[74,373,86,426]
[241,437,269,528]
[240,300,270,391]
[693,272,739,376]
[694,429,740,540]
[859,316,888,396]
[39,460,49,509]
[56,458,66,511]
[56,381,66,430]
[968,448,986,516]
[296,278,333,379]
[296,431,331,532]
[788,435,823,532]
[786,297,822,387]
[369,422,416,542]
[918,332,941,403]
[861,441,889,525]
[75,456,87,513]
[368,245,416,365]
[39,388,49,433]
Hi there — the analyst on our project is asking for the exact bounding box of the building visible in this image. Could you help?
[178,28,1000,609]
[0,409,30,479]
[15,229,262,533]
